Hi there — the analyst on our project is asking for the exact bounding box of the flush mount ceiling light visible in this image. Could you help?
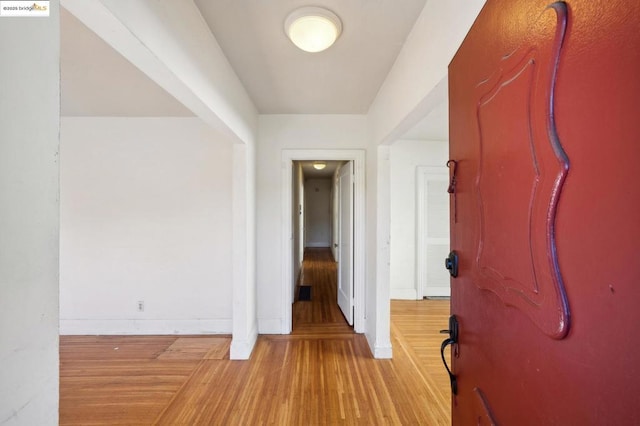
[284,7,342,53]
[313,162,327,170]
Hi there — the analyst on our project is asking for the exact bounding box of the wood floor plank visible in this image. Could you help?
[60,248,451,425]
[157,337,230,360]
[60,358,201,425]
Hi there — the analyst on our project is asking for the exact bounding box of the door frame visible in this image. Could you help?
[281,149,366,333]
[415,166,451,299]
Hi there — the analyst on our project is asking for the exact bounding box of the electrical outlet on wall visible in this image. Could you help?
[137,300,144,312]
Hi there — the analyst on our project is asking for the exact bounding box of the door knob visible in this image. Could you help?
[445,251,459,278]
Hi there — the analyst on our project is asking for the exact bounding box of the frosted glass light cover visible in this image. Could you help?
[285,7,342,53]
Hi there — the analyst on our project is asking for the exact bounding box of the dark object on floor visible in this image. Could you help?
[298,286,311,301]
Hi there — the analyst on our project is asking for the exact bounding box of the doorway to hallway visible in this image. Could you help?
[281,149,365,335]
[296,159,353,327]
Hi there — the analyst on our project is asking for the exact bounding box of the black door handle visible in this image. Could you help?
[445,251,459,278]
[440,315,459,395]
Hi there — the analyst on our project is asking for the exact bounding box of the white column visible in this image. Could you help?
[0,2,60,424]
[230,144,258,359]
[375,145,393,358]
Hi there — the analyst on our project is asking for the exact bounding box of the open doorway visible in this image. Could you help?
[281,150,365,334]
[291,160,339,295]
[292,160,354,330]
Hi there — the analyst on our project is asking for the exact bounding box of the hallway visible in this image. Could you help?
[292,248,352,334]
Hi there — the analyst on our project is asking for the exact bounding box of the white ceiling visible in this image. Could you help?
[194,0,428,114]
[61,0,428,117]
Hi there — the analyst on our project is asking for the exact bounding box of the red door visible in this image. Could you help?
[447,0,640,424]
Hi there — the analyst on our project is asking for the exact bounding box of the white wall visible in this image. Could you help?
[304,178,332,247]
[0,3,60,424]
[390,139,448,299]
[60,117,234,334]
[257,115,368,334]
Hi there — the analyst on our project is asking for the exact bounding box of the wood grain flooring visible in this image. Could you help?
[60,248,451,425]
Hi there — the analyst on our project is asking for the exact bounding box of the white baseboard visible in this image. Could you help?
[59,319,232,335]
[366,332,393,359]
[390,288,418,300]
[230,323,258,360]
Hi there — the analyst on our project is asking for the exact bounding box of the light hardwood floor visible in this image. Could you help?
[60,248,451,425]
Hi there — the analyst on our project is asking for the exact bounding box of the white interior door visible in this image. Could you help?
[416,166,451,298]
[337,161,354,325]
